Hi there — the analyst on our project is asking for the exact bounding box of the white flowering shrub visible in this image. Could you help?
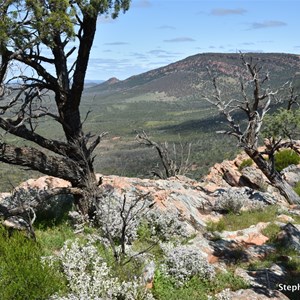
[50,239,154,300]
[216,289,232,300]
[143,210,189,241]
[214,188,271,214]
[93,192,153,260]
[214,192,244,214]
[162,245,215,286]
[95,193,151,243]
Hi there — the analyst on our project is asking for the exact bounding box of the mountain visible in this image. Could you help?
[86,53,300,101]
[79,53,300,180]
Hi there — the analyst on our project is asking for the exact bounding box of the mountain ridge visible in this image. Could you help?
[87,52,300,100]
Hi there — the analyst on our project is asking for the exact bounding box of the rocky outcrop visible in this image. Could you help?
[220,288,289,300]
[0,176,73,228]
[99,175,216,232]
[202,150,299,205]
[0,162,298,232]
[2,153,300,299]
[277,223,300,253]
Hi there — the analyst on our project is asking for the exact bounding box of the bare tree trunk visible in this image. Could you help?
[204,54,300,205]
[245,148,300,205]
[0,142,83,185]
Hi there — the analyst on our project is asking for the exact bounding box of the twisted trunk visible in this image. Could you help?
[245,148,300,205]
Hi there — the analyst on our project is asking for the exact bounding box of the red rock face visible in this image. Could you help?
[18,175,71,190]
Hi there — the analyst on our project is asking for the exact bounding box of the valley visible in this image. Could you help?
[1,52,300,191]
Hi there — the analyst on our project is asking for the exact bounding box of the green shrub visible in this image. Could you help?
[36,222,76,256]
[206,218,226,233]
[238,158,253,171]
[293,181,300,196]
[152,269,248,300]
[261,222,281,243]
[207,205,278,232]
[274,149,300,172]
[0,227,66,300]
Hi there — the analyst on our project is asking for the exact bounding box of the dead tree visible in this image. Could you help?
[203,54,300,205]
[136,131,192,179]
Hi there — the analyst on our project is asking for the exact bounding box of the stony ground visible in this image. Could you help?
[1,151,300,299]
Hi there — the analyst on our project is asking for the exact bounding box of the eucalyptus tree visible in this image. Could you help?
[0,0,130,214]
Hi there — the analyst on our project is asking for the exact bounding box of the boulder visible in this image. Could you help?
[240,166,268,191]
[100,175,215,232]
[281,164,300,187]
[0,176,73,226]
[277,223,300,253]
[218,288,289,300]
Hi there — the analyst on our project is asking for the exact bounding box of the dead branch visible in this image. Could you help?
[136,131,193,178]
[203,54,300,204]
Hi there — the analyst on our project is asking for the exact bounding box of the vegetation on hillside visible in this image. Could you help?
[1,0,300,299]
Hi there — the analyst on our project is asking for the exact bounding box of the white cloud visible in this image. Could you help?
[249,20,287,29]
[104,42,129,45]
[163,37,195,43]
[211,8,247,16]
[157,25,176,30]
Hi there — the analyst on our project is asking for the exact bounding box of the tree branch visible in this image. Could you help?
[0,142,84,186]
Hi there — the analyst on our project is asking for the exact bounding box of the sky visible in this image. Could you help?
[83,0,300,80]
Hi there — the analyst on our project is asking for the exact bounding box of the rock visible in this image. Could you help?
[245,244,276,261]
[206,223,271,264]
[219,222,270,244]
[203,160,238,190]
[203,150,288,205]
[235,264,287,290]
[0,176,73,225]
[276,214,295,223]
[277,223,300,253]
[0,174,219,233]
[220,288,289,300]
[100,175,214,232]
[2,216,29,231]
[212,187,276,213]
[281,164,300,186]
[19,175,71,190]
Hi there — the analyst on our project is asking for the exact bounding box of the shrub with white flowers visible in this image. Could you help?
[214,188,270,214]
[144,209,189,241]
[93,192,152,260]
[50,239,154,300]
[162,245,215,286]
[208,288,232,300]
[214,192,244,214]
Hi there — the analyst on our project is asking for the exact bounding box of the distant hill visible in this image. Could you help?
[78,53,300,180]
[84,79,105,88]
[2,53,300,190]
[86,53,300,101]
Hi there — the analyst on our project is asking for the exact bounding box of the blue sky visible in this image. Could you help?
[85,0,300,80]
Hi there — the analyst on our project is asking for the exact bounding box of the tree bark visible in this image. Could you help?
[245,148,300,205]
[0,142,84,187]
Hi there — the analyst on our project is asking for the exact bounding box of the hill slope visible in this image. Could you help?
[86,53,300,101]
[1,53,300,190]
[81,53,300,178]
